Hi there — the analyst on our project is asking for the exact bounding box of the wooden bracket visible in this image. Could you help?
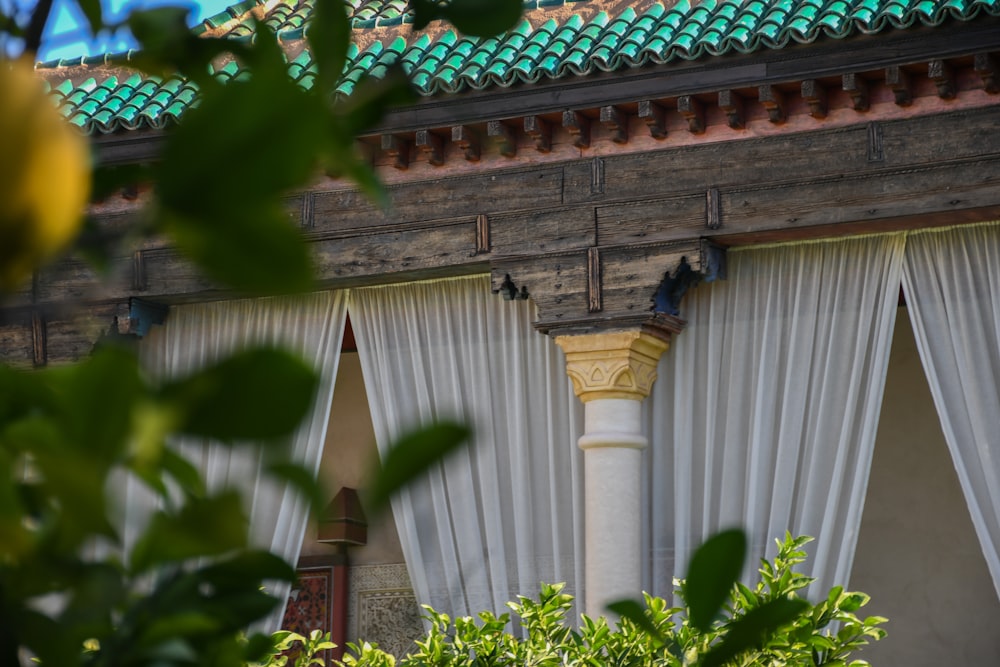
[599,105,629,144]
[451,126,480,162]
[590,157,605,195]
[132,250,147,292]
[842,73,870,111]
[524,116,551,153]
[718,90,745,129]
[867,122,885,162]
[415,130,445,166]
[758,85,786,123]
[587,247,602,313]
[928,60,955,99]
[705,188,721,230]
[885,66,912,106]
[31,311,46,368]
[637,100,667,139]
[487,120,517,157]
[380,135,409,170]
[677,95,705,134]
[974,53,999,94]
[563,110,591,148]
[475,213,490,254]
[801,79,828,119]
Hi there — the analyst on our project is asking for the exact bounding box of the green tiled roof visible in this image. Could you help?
[38,0,1000,135]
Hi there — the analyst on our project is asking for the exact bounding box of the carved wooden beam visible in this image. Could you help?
[487,120,517,157]
[928,60,955,99]
[974,53,999,94]
[524,116,552,153]
[380,135,409,170]
[801,79,828,119]
[677,95,705,134]
[718,90,745,129]
[563,111,591,149]
[842,73,870,111]
[451,125,480,162]
[599,106,629,144]
[415,130,445,166]
[885,66,912,106]
[758,85,786,123]
[637,100,667,139]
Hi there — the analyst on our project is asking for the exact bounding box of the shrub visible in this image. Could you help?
[301,534,885,667]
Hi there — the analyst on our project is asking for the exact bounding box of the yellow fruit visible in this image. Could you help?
[0,59,91,291]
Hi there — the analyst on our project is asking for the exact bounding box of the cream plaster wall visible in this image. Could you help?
[299,351,405,565]
[850,308,1000,666]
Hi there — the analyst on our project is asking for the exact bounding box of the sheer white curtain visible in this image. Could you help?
[138,291,347,629]
[349,275,585,618]
[902,221,1000,598]
[644,235,904,599]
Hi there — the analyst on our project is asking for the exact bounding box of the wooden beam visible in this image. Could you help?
[758,85,786,123]
[380,135,409,170]
[415,130,445,166]
[928,60,956,99]
[974,52,999,93]
[842,73,870,111]
[476,213,490,254]
[451,125,480,162]
[524,116,552,153]
[31,311,46,368]
[801,79,828,119]
[599,105,628,144]
[718,90,745,129]
[677,95,705,134]
[637,100,667,139]
[563,111,591,148]
[487,120,517,157]
[885,66,912,106]
[706,188,721,230]
[587,246,602,313]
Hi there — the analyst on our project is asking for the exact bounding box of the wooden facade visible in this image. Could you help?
[4,8,1000,365]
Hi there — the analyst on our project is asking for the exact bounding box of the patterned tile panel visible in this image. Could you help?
[36,0,1000,135]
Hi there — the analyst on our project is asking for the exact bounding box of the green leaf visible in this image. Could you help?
[159,347,318,443]
[368,421,471,511]
[686,529,746,632]
[606,599,664,642]
[701,598,809,667]
[335,66,416,137]
[412,0,522,36]
[267,461,327,516]
[76,0,103,37]
[309,0,351,94]
[199,550,297,590]
[130,491,248,572]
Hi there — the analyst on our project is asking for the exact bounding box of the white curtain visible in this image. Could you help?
[644,235,904,599]
[349,275,585,619]
[138,291,347,629]
[902,221,1000,598]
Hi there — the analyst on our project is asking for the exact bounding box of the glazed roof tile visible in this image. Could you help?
[37,0,1000,135]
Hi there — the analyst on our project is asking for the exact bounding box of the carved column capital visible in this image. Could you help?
[555,330,670,402]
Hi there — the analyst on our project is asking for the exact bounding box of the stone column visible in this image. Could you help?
[555,330,671,619]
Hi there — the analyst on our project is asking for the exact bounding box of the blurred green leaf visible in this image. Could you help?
[267,461,326,516]
[159,347,318,443]
[686,528,746,632]
[368,421,471,511]
[309,0,351,94]
[127,8,239,88]
[411,0,522,36]
[76,0,103,37]
[701,598,810,667]
[335,66,416,137]
[130,491,248,573]
[607,599,664,642]
[199,550,296,590]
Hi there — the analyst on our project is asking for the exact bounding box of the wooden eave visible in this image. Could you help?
[4,23,1000,366]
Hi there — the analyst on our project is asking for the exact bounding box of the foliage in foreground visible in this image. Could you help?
[259,535,886,667]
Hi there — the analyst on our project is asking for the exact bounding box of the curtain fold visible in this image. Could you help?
[138,291,347,630]
[901,221,1000,598]
[644,235,904,600]
[349,275,585,619]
